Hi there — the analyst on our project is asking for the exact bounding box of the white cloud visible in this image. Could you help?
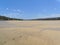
[17,9,21,12]
[12,9,23,14]
[2,12,23,18]
[0,8,24,18]
[6,8,9,10]
[13,9,21,12]
[42,14,60,18]
[50,14,60,17]
[36,13,60,19]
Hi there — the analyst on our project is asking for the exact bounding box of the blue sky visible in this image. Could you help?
[0,0,60,19]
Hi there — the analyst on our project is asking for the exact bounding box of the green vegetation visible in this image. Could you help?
[0,15,60,21]
[0,15,23,20]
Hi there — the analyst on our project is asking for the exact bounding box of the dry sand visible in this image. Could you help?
[0,21,60,45]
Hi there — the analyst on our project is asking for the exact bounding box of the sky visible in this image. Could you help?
[0,0,60,19]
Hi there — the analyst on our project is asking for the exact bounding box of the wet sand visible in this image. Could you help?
[0,21,60,45]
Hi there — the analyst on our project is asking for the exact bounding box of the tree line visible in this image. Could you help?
[0,15,23,20]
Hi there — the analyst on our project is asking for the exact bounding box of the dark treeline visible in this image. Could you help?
[0,15,23,20]
[0,15,60,21]
[31,17,60,20]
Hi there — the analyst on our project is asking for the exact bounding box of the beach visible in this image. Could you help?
[0,21,60,45]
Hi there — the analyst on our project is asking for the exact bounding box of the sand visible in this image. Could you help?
[0,21,60,45]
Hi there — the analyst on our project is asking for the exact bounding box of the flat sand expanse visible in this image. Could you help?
[0,21,60,45]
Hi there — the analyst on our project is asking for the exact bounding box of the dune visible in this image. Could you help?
[0,21,60,45]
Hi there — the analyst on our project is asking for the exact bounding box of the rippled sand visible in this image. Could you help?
[0,21,60,45]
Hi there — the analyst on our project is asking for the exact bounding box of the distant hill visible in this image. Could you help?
[0,15,23,20]
[1,15,60,20]
[31,17,60,20]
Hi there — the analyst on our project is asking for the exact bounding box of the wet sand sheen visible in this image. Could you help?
[0,21,60,45]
